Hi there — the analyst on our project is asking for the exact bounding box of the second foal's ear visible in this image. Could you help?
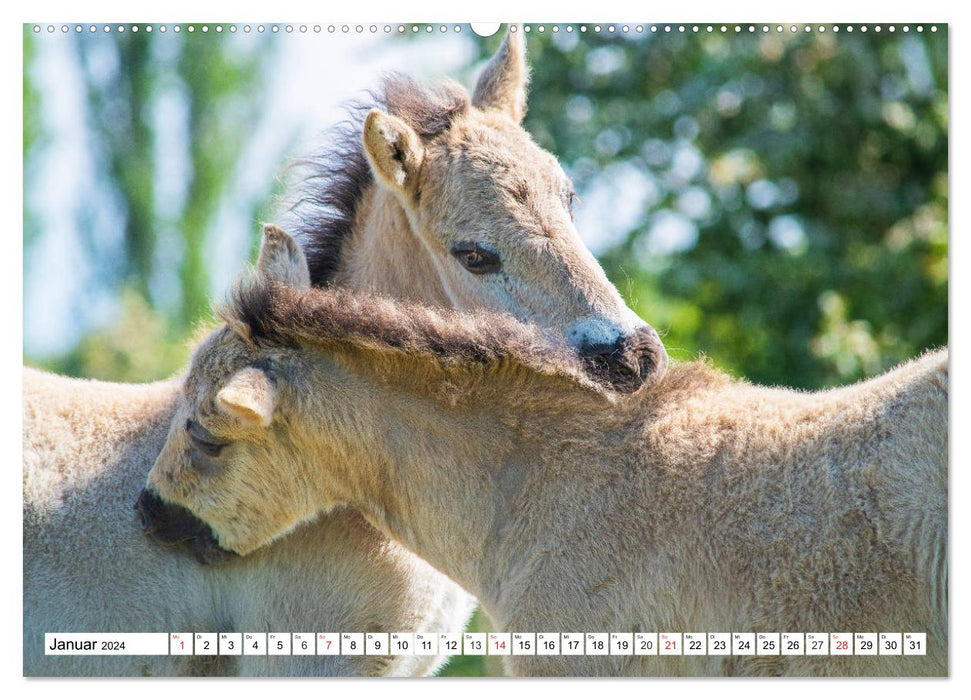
[217,367,277,428]
[257,224,311,288]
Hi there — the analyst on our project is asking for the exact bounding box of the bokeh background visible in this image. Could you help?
[22,23,948,675]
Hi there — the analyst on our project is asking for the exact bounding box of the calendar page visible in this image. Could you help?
[22,20,948,679]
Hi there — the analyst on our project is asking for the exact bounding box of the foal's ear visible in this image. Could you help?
[362,109,425,200]
[257,224,310,288]
[472,30,529,123]
[216,367,277,428]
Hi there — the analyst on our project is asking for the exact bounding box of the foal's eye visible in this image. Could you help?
[450,242,502,274]
[186,419,227,458]
[191,438,225,458]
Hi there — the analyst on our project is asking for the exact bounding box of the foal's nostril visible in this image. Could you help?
[578,339,624,362]
[632,326,668,378]
[577,326,667,392]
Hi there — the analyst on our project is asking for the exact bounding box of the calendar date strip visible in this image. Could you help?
[45,632,927,656]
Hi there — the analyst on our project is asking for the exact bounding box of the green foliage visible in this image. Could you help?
[24,29,279,379]
[23,28,44,251]
[478,28,948,389]
[77,33,156,303]
[29,289,195,383]
[70,29,274,331]
[23,30,40,161]
[175,33,272,327]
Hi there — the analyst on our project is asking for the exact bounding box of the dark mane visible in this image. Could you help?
[221,279,599,391]
[283,75,471,286]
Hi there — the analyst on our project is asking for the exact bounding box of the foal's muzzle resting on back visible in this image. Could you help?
[577,325,668,393]
[135,488,237,565]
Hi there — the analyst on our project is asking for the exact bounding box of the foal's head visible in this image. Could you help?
[293,31,666,393]
[141,224,604,557]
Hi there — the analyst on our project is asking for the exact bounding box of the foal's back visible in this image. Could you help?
[23,368,217,676]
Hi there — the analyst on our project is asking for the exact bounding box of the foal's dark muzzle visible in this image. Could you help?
[578,325,668,393]
[134,488,237,565]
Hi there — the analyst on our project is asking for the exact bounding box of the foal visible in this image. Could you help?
[145,226,946,676]
[286,31,664,390]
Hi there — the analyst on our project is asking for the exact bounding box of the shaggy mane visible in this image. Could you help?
[217,279,732,401]
[220,278,600,390]
[283,75,471,286]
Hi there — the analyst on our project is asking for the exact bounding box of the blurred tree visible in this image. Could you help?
[176,36,271,327]
[78,33,156,304]
[36,289,197,383]
[23,28,44,251]
[24,28,280,380]
[73,29,273,330]
[473,27,947,389]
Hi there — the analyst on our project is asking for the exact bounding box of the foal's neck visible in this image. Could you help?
[304,358,547,620]
[331,185,451,305]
